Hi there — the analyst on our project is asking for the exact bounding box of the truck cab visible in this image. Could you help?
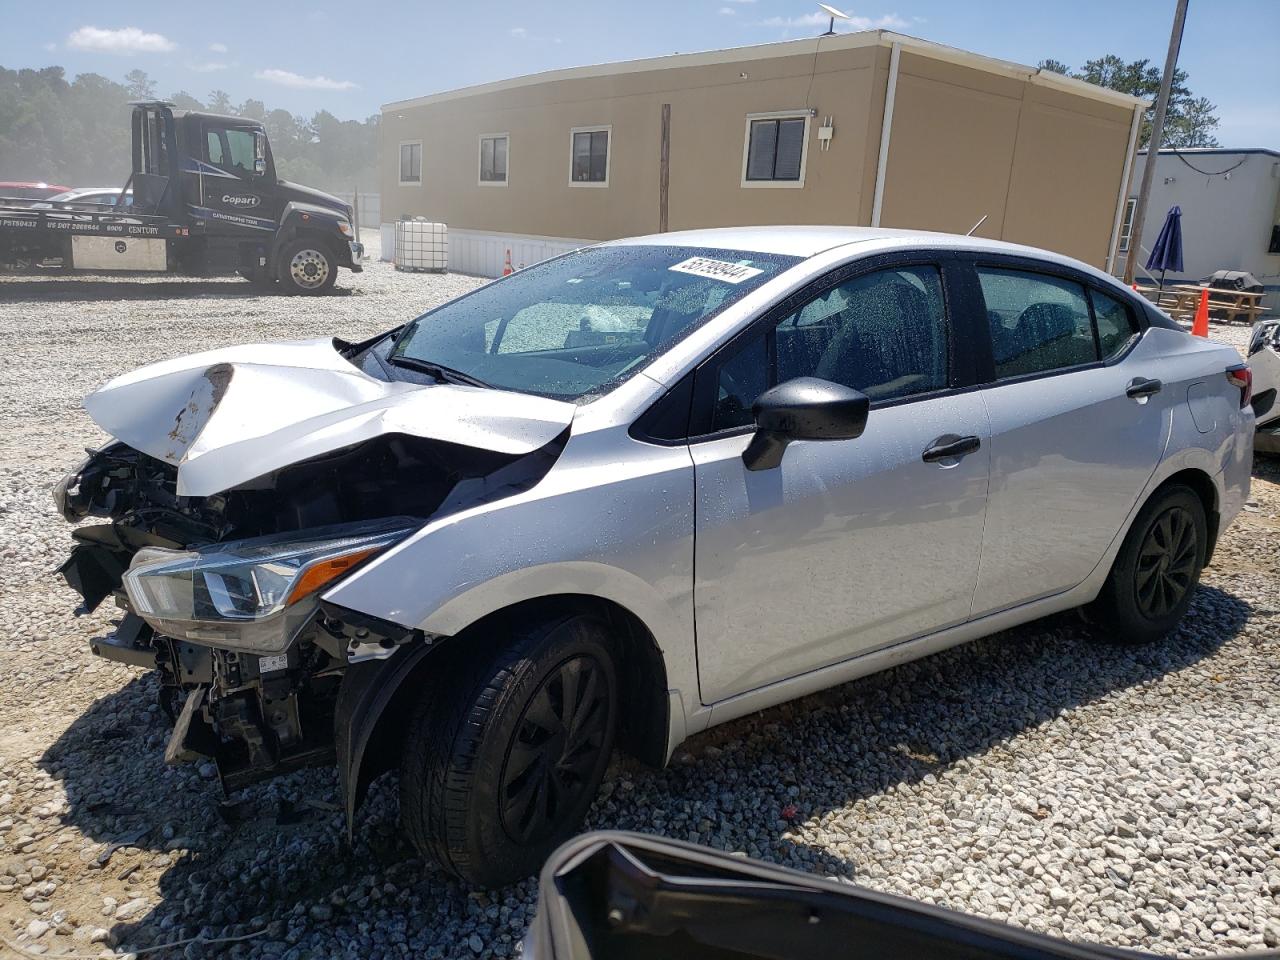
[0,101,361,294]
[132,101,363,293]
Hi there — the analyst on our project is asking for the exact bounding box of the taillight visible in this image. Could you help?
[1226,364,1252,408]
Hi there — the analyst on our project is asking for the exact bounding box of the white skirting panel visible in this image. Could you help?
[378,225,590,276]
[449,229,592,277]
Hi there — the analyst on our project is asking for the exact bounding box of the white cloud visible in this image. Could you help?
[724,0,756,4]
[43,41,57,51]
[66,26,175,54]
[253,68,357,90]
[753,10,908,31]
[209,42,228,53]
[190,61,231,73]
[719,6,736,14]
[509,26,527,38]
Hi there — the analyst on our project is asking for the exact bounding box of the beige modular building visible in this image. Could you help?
[379,30,1146,277]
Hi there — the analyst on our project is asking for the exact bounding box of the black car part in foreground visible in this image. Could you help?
[525,831,1278,960]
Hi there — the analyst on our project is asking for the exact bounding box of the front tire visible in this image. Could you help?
[399,612,618,887]
[277,238,337,295]
[1088,484,1207,644]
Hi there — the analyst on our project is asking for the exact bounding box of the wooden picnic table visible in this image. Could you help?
[1136,283,1268,325]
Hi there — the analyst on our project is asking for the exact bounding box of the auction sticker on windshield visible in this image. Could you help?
[669,256,764,284]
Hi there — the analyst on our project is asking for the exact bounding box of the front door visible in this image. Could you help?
[692,261,991,704]
[194,121,276,236]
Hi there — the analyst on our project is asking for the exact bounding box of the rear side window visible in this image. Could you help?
[978,268,1095,378]
[710,265,949,433]
[1090,289,1140,359]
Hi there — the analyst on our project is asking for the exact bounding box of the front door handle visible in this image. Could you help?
[1126,376,1163,399]
[922,435,981,463]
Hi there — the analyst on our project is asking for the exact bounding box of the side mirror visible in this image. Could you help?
[742,377,869,471]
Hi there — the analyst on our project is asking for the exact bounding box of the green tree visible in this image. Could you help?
[206,89,234,114]
[169,90,206,111]
[123,69,156,101]
[1037,55,1219,148]
[1,64,376,193]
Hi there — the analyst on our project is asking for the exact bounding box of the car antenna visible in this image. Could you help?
[966,214,989,236]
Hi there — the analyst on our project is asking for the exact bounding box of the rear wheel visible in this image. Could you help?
[1088,484,1206,644]
[399,612,618,887]
[278,237,336,295]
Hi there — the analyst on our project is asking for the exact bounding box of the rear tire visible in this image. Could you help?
[1087,484,1206,644]
[277,237,337,295]
[399,612,618,887]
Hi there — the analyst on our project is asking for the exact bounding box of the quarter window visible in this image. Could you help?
[480,135,508,184]
[399,141,422,185]
[1090,289,1139,359]
[711,265,949,432]
[978,268,1096,378]
[743,115,809,185]
[571,128,609,184]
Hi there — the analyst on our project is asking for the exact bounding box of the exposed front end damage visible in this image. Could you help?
[56,342,574,802]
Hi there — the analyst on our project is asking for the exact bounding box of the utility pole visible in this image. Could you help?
[1124,0,1189,285]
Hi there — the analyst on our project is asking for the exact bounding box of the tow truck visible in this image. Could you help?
[0,101,363,294]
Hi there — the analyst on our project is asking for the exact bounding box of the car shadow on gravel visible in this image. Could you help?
[0,278,355,301]
[34,584,1251,956]
[619,583,1253,881]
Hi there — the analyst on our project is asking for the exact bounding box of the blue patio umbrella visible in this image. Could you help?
[1145,204,1183,290]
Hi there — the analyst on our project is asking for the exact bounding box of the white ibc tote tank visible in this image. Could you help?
[394,219,448,272]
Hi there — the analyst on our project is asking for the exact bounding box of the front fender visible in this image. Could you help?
[275,202,355,267]
[333,635,437,836]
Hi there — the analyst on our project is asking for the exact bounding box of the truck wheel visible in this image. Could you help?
[1087,484,1206,644]
[278,238,337,295]
[399,612,618,887]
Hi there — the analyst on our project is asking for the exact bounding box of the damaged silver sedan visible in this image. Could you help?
[55,227,1254,886]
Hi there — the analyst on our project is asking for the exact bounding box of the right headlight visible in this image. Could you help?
[123,517,417,653]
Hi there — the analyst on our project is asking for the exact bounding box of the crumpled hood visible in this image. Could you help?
[84,338,577,497]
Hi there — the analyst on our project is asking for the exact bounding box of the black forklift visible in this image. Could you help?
[0,101,362,294]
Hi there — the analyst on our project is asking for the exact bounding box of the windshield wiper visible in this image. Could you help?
[387,355,492,388]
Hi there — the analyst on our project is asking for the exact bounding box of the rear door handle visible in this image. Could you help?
[1126,377,1163,399]
[922,435,981,463]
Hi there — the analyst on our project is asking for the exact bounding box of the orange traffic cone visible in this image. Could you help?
[503,249,513,277]
[1191,288,1209,337]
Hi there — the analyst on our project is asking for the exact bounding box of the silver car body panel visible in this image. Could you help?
[83,338,577,496]
[77,227,1255,761]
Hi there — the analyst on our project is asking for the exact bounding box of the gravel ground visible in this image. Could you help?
[1,249,1277,959]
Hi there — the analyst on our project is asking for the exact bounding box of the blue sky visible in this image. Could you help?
[2,0,1276,145]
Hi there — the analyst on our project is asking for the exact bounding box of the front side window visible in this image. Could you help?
[571,129,609,184]
[480,135,508,184]
[712,265,949,432]
[399,141,422,184]
[205,127,259,178]
[391,245,798,401]
[744,115,808,184]
[978,267,1096,379]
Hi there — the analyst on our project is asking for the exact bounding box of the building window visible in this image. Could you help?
[742,112,811,188]
[570,126,610,186]
[479,134,508,185]
[399,141,422,186]
[1118,197,1136,253]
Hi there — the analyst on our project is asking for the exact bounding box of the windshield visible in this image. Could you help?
[390,244,799,401]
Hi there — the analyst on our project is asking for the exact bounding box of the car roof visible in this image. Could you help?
[602,225,1118,290]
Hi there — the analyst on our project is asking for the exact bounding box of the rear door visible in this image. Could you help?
[691,255,991,703]
[966,259,1173,617]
